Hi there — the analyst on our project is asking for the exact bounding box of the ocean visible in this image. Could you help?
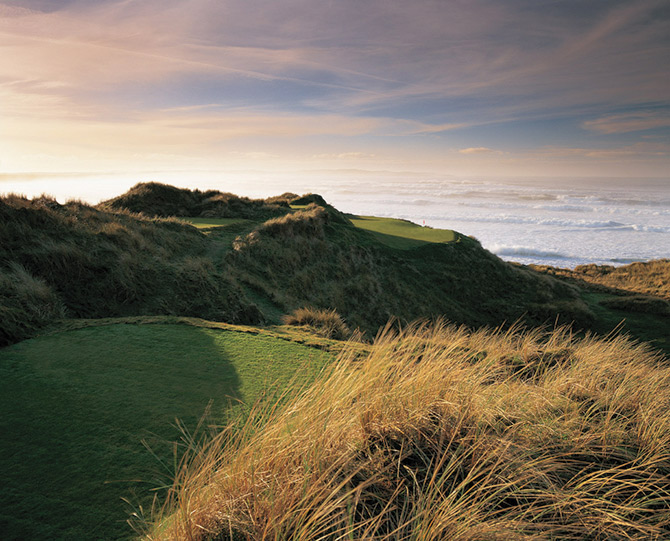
[2,171,669,269]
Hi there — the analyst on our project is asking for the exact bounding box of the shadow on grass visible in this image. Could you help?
[0,324,243,540]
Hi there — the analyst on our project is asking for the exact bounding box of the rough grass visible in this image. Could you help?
[145,322,670,540]
[0,262,66,345]
[0,322,333,540]
[348,215,457,249]
[531,261,670,355]
[575,260,670,300]
[532,260,670,301]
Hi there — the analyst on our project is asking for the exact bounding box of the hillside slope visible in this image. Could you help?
[227,203,593,335]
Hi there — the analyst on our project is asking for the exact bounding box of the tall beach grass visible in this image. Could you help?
[143,322,670,540]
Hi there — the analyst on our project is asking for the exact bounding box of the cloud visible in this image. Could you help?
[529,142,669,160]
[0,0,669,178]
[458,147,500,155]
[583,112,670,134]
[312,152,376,160]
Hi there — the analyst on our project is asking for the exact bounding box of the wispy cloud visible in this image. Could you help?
[459,147,501,155]
[583,112,670,134]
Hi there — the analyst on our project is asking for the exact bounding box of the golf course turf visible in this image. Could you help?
[0,322,332,539]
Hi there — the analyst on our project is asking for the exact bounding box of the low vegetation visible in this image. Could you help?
[4,185,666,349]
[229,202,594,335]
[145,322,670,540]
[532,260,670,300]
[532,261,670,354]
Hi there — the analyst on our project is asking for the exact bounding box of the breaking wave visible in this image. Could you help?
[489,245,571,259]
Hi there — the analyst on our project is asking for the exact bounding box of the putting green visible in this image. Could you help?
[349,215,457,249]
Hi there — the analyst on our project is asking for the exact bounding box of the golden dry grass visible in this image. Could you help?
[534,260,670,301]
[281,306,351,340]
[142,322,670,540]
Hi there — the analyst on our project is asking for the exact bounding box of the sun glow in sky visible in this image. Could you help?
[1,0,669,193]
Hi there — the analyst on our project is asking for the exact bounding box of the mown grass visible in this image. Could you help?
[348,215,457,250]
[145,322,670,540]
[0,322,332,540]
[180,217,248,229]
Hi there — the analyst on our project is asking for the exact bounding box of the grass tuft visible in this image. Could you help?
[282,306,351,340]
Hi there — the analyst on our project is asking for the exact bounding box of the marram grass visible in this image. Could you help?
[143,321,670,540]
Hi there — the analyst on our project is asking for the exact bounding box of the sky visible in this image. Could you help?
[1,0,669,188]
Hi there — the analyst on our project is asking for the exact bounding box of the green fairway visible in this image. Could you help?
[0,323,331,540]
[348,215,457,249]
[180,216,247,229]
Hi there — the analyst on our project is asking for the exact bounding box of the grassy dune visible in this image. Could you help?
[4,184,662,348]
[0,321,332,540]
[146,322,670,540]
[0,194,262,346]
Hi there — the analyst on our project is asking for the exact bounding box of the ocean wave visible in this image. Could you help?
[443,215,634,228]
[631,224,670,233]
[489,245,570,259]
[609,257,646,264]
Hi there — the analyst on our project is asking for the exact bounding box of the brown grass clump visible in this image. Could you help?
[282,306,350,340]
[142,322,670,540]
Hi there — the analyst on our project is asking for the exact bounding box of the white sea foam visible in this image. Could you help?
[489,245,570,259]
